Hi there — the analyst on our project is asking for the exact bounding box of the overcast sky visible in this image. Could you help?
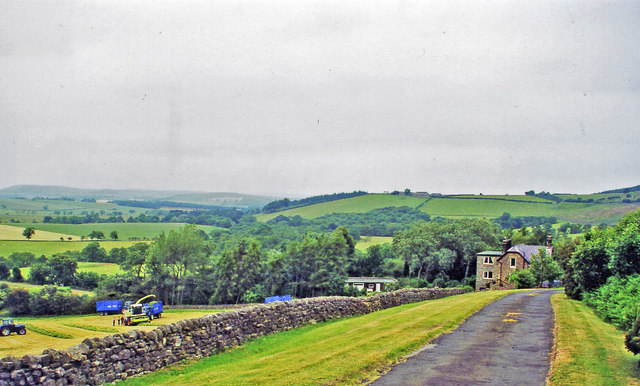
[1,0,638,197]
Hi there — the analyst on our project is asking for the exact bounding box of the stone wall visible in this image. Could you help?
[0,288,467,385]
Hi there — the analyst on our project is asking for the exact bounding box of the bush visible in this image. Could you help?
[445,280,460,288]
[432,277,446,288]
[584,274,640,331]
[625,313,640,361]
[508,269,537,289]
[5,288,31,315]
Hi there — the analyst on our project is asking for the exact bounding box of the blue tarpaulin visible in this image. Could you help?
[265,295,292,304]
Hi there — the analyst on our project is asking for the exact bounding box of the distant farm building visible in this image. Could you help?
[475,237,553,290]
[346,277,398,292]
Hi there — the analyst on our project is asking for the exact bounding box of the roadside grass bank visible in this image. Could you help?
[548,293,640,385]
[123,290,512,385]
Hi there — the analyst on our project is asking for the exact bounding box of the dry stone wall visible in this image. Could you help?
[0,288,467,385]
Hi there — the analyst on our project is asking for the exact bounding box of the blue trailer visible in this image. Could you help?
[96,300,123,316]
[143,301,163,319]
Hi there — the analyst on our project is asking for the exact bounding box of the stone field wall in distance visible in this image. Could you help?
[0,288,468,385]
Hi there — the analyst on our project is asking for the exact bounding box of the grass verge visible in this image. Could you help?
[123,290,511,385]
[548,293,640,385]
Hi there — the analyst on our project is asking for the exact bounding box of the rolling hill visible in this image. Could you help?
[256,192,640,225]
[0,185,279,208]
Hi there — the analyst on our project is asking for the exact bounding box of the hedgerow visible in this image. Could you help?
[583,274,640,331]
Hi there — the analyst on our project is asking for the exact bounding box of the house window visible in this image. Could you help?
[483,271,493,279]
[510,257,517,268]
[483,256,494,264]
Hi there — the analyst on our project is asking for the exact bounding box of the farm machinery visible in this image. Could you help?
[96,295,163,326]
[0,319,26,336]
[122,295,163,326]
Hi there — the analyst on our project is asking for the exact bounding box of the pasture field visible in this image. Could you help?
[255,193,640,225]
[0,224,75,241]
[0,281,93,296]
[19,262,123,279]
[421,197,638,224]
[0,240,147,258]
[255,194,427,221]
[548,294,639,385]
[124,290,513,385]
[18,222,224,241]
[355,236,393,251]
[0,198,151,223]
[0,309,229,358]
[451,194,553,203]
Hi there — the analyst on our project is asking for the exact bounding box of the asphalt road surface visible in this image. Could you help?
[373,290,559,386]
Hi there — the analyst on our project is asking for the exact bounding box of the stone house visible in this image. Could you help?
[475,237,553,290]
[346,277,398,292]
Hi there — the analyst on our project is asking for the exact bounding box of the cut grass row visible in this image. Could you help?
[123,291,511,385]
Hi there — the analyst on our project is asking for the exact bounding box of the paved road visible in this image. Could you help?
[373,290,559,386]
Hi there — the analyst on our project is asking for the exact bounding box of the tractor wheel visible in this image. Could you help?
[0,327,11,336]
[17,328,26,335]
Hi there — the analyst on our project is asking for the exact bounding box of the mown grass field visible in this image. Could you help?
[355,236,393,251]
[0,309,228,358]
[18,262,123,279]
[18,223,224,241]
[255,194,427,221]
[123,291,512,385]
[548,294,640,385]
[0,240,147,258]
[0,224,75,241]
[0,198,151,223]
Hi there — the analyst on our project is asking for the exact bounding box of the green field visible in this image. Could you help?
[0,240,147,258]
[256,194,427,221]
[420,197,636,222]
[0,281,93,296]
[0,224,76,241]
[355,236,393,251]
[124,290,511,385]
[0,198,151,223]
[548,294,640,385]
[17,222,223,241]
[0,309,228,358]
[19,262,123,279]
[254,194,640,225]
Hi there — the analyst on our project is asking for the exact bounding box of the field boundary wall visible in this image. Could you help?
[0,288,467,385]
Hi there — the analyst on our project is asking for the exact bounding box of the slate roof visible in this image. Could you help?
[504,244,552,263]
[477,251,503,256]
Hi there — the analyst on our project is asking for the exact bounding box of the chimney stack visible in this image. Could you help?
[502,238,512,254]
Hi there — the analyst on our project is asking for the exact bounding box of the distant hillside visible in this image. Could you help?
[0,185,279,208]
[598,184,640,194]
[256,192,640,225]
